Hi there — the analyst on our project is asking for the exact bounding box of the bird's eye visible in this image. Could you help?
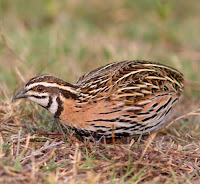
[37,86,43,92]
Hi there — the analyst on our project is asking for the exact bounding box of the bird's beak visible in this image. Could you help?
[14,88,29,100]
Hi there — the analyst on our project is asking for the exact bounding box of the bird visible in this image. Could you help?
[14,60,184,139]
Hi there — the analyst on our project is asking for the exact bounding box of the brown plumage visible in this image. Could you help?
[14,60,184,138]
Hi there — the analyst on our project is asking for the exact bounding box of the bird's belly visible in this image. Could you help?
[59,98,122,129]
[59,93,178,138]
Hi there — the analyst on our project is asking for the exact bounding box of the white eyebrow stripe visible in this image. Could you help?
[26,82,78,94]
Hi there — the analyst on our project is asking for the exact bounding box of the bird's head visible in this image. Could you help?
[14,75,78,117]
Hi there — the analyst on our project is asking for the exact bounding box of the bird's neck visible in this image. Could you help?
[47,84,80,117]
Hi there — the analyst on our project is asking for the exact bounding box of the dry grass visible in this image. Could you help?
[0,0,200,183]
[0,97,200,183]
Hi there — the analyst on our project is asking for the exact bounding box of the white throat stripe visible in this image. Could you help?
[48,96,58,115]
[29,96,49,107]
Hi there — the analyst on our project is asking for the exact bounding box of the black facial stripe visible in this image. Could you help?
[46,96,52,109]
[60,89,78,100]
[31,95,47,99]
[54,97,63,118]
[29,86,78,100]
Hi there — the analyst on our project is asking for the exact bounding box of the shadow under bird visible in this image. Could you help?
[14,60,184,138]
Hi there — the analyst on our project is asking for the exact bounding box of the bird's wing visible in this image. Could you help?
[76,61,125,85]
[76,60,183,104]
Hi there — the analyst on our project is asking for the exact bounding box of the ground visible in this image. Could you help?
[0,0,200,183]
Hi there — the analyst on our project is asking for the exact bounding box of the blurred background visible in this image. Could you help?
[0,0,200,98]
[0,2,200,182]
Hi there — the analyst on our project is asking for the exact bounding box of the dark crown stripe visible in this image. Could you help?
[26,75,76,88]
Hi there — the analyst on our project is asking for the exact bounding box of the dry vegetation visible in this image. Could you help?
[0,0,200,183]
